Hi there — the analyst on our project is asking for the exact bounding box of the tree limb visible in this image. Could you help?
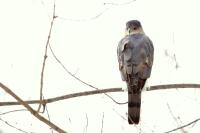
[1,83,200,106]
[0,88,121,106]
[149,84,200,90]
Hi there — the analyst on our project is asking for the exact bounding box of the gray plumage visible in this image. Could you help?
[117,20,154,124]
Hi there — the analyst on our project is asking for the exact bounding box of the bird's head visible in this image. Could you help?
[125,20,144,36]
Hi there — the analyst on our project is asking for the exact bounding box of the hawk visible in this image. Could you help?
[117,20,154,124]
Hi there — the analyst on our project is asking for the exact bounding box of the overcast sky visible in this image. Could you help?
[1,0,200,132]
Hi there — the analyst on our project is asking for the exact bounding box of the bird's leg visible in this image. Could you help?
[122,82,128,91]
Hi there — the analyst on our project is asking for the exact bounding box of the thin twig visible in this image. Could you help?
[49,43,98,89]
[38,0,57,112]
[49,43,126,105]
[166,103,187,133]
[104,0,136,6]
[164,118,200,133]
[101,112,104,133]
[58,0,136,22]
[83,113,88,133]
[0,109,27,115]
[45,105,54,133]
[58,8,109,22]
[0,118,28,133]
[164,50,179,69]
[112,108,127,121]
[0,82,67,133]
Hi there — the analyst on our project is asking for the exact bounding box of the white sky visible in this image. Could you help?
[1,0,200,132]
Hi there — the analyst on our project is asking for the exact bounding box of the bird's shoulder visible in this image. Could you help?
[118,34,153,52]
[118,36,131,52]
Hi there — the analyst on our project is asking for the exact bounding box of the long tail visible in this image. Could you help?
[128,89,141,124]
[127,78,146,124]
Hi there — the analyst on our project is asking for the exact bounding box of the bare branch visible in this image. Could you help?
[0,109,27,116]
[164,118,200,133]
[0,117,29,133]
[38,0,57,112]
[166,103,187,133]
[1,84,200,106]
[49,43,125,104]
[103,0,136,6]
[0,82,67,133]
[101,112,104,133]
[0,88,122,106]
[112,108,127,121]
[45,105,54,133]
[83,113,88,133]
[164,50,179,69]
[149,84,200,90]
[57,0,136,22]
[49,43,98,89]
[58,8,109,22]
